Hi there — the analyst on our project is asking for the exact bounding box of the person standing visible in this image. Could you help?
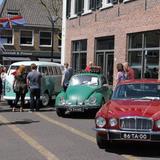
[1,66,7,97]
[123,62,135,80]
[12,65,28,112]
[116,63,126,84]
[85,61,93,72]
[61,62,73,91]
[27,63,42,112]
[0,67,3,102]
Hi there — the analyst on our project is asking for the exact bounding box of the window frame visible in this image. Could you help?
[0,29,14,45]
[100,0,113,10]
[39,31,52,47]
[20,30,34,46]
[82,0,92,15]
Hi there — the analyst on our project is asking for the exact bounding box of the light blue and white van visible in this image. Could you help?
[4,61,64,107]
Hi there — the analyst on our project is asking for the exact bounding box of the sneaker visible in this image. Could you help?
[12,107,15,112]
[20,108,23,112]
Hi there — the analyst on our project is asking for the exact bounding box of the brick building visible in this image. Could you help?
[0,0,62,65]
[62,0,160,85]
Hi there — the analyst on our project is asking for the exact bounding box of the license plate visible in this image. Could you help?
[121,133,150,140]
[68,107,84,112]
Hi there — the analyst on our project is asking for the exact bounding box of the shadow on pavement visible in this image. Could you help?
[0,119,40,126]
[105,141,160,158]
[63,111,96,119]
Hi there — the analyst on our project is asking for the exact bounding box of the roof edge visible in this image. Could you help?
[0,0,7,16]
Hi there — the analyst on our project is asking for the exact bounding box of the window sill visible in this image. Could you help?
[82,10,92,16]
[3,43,14,46]
[20,44,34,47]
[69,14,77,19]
[123,0,132,3]
[39,45,52,47]
[100,3,113,10]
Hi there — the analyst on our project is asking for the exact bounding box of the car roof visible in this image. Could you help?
[10,61,63,67]
[74,72,103,77]
[117,79,160,85]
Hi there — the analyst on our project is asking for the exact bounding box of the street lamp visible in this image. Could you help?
[50,16,58,62]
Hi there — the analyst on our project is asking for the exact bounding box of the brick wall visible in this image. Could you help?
[65,0,160,84]
[4,27,61,56]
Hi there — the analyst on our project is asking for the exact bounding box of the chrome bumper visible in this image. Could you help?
[55,105,100,112]
[94,128,160,141]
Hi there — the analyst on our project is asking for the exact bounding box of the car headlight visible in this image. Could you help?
[109,118,118,127]
[60,97,65,104]
[89,96,96,104]
[96,117,106,128]
[155,120,160,128]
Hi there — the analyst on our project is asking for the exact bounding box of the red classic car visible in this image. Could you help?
[95,79,160,149]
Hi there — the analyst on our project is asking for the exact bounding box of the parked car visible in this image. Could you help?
[4,61,63,107]
[95,79,160,149]
[55,70,112,117]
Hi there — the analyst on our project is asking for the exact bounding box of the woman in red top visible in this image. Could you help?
[85,61,93,72]
[123,62,135,80]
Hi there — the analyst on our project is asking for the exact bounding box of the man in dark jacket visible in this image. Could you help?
[27,63,42,112]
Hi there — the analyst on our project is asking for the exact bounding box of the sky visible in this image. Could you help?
[0,0,3,5]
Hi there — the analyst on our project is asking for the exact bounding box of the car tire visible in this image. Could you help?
[41,93,50,107]
[56,108,66,117]
[96,135,110,149]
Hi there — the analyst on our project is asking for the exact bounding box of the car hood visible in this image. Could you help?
[106,99,160,119]
[65,85,97,102]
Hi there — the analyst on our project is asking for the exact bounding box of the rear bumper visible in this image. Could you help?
[94,128,160,142]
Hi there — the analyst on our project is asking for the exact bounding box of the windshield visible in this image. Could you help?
[112,83,160,100]
[8,65,31,75]
[69,75,99,86]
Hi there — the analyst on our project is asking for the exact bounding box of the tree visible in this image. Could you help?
[38,0,62,26]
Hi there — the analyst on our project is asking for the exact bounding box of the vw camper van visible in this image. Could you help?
[4,61,63,107]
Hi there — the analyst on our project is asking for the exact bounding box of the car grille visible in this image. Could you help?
[120,117,153,131]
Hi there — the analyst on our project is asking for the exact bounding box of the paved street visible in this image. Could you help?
[0,101,160,160]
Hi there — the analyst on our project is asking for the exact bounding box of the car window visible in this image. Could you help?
[69,75,99,86]
[112,83,160,100]
[101,76,107,85]
[8,65,31,75]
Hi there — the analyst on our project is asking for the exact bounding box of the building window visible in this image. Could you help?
[96,36,114,85]
[20,30,33,46]
[96,36,114,50]
[7,10,19,17]
[0,30,13,45]
[83,0,92,15]
[39,31,51,46]
[96,0,102,9]
[75,0,84,15]
[66,0,71,18]
[128,30,160,79]
[72,40,87,72]
[70,0,77,18]
[58,33,62,47]
[101,0,113,9]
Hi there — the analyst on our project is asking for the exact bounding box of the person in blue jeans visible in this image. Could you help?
[27,63,42,112]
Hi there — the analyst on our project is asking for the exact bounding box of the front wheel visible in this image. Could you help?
[56,108,66,117]
[96,135,110,149]
[41,93,50,107]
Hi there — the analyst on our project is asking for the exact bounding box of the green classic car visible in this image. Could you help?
[55,72,112,117]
